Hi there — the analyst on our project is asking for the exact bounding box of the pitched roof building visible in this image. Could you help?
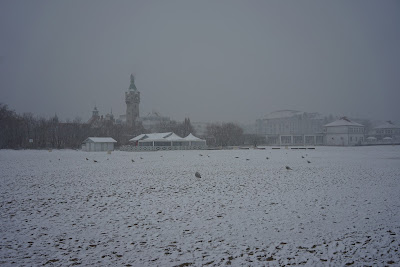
[323,117,365,146]
[370,121,400,141]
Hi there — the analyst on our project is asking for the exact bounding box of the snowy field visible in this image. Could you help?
[1,146,400,266]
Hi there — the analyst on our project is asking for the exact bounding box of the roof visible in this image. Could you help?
[164,133,185,141]
[324,117,364,127]
[129,132,178,142]
[83,137,117,143]
[264,110,303,119]
[375,121,400,129]
[263,110,323,120]
[183,133,205,141]
[129,134,147,141]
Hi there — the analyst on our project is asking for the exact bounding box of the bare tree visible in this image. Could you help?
[206,122,244,147]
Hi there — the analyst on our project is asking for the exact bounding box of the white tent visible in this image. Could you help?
[383,137,393,140]
[129,132,186,147]
[129,132,206,148]
[183,133,206,146]
[165,133,189,146]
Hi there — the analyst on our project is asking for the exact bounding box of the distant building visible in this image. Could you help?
[87,106,115,128]
[139,111,171,132]
[256,110,324,145]
[370,121,400,142]
[125,74,140,127]
[324,117,365,146]
[82,137,117,151]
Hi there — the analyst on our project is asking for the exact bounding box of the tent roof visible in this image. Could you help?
[183,133,205,141]
[83,137,117,143]
[324,117,364,127]
[130,134,146,141]
[129,132,173,142]
[164,133,185,141]
[367,136,377,140]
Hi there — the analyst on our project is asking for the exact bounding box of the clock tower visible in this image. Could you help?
[125,74,140,127]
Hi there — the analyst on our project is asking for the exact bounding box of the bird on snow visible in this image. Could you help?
[246,159,250,161]
[195,172,201,178]
[131,159,135,162]
[307,160,311,164]
[301,156,304,159]
[86,158,89,160]
[286,166,292,170]
[235,156,239,158]
[199,154,203,156]
[140,157,143,159]
[266,157,269,160]
[94,160,98,163]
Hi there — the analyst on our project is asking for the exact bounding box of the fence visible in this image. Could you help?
[119,145,208,152]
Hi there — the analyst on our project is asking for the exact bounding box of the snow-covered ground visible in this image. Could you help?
[1,146,399,266]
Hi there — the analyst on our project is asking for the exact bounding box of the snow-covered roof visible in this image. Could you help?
[164,133,185,141]
[130,132,181,142]
[324,117,364,127]
[83,137,117,143]
[264,110,303,119]
[130,134,146,141]
[183,133,205,141]
[375,121,400,129]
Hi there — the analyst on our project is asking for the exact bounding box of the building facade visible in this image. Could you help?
[82,137,117,152]
[256,110,325,145]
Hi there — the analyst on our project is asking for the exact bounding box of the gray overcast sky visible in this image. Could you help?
[0,0,399,123]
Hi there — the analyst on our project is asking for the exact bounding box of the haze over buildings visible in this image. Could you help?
[0,1,399,123]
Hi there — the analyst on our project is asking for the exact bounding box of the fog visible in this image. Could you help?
[1,0,399,123]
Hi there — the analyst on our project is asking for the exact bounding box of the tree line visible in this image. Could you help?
[0,103,246,149]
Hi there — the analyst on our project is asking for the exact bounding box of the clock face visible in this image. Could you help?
[134,95,139,101]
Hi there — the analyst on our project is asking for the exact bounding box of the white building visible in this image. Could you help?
[256,110,324,145]
[370,121,400,142]
[82,137,117,152]
[324,117,365,146]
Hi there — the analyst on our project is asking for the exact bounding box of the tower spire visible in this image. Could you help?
[129,74,137,90]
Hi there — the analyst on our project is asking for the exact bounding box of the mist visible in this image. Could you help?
[1,0,399,123]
